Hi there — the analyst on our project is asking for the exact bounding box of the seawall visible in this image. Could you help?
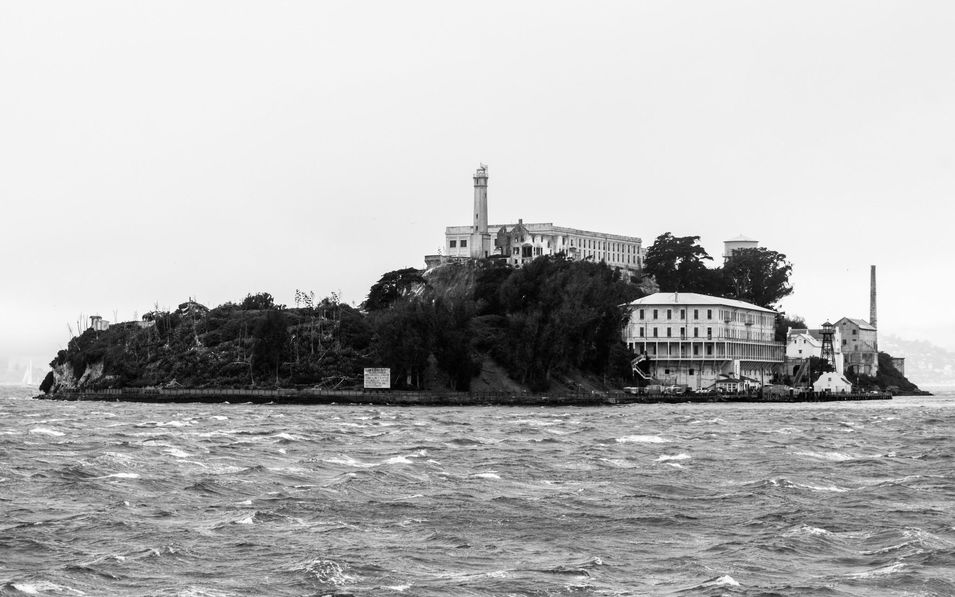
[34,388,892,406]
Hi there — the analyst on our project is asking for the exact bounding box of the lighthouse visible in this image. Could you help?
[470,164,491,258]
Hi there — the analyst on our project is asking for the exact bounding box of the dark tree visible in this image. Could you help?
[252,310,290,383]
[242,292,277,310]
[723,247,793,309]
[642,233,715,293]
[369,301,433,389]
[364,268,426,311]
[774,313,807,342]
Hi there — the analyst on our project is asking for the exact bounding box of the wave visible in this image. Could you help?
[655,453,691,462]
[616,435,669,443]
[29,427,64,437]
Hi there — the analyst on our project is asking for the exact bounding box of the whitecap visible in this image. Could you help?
[11,581,85,595]
[655,453,690,462]
[236,515,255,525]
[210,415,228,421]
[98,473,140,479]
[848,562,906,578]
[164,448,192,458]
[385,584,411,592]
[323,455,376,468]
[616,435,668,443]
[271,432,300,441]
[783,524,831,537]
[29,427,64,436]
[796,482,849,493]
[383,456,413,465]
[471,472,501,480]
[795,450,855,462]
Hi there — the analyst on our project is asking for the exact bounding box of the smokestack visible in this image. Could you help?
[870,265,877,329]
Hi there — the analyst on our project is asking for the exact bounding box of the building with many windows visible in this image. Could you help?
[786,326,844,374]
[836,317,879,377]
[622,292,784,389]
[424,165,643,279]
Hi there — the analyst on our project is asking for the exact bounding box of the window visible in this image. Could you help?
[680,327,685,338]
[852,330,858,336]
[842,339,847,346]
[639,328,644,338]
[693,345,699,356]
[707,327,712,339]
[707,309,713,319]
[694,309,699,319]
[667,309,672,320]
[667,328,672,338]
[694,328,699,338]
[680,309,685,319]
[689,368,695,375]
[706,345,713,355]
[639,309,645,320]
[653,328,658,338]
[460,239,467,248]
[653,309,658,319]
[664,369,670,375]
[449,240,457,248]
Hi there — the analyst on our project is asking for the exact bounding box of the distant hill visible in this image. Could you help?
[881,334,955,388]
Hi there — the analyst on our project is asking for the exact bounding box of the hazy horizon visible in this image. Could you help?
[4,1,955,370]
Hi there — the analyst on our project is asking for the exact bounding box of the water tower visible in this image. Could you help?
[820,321,836,366]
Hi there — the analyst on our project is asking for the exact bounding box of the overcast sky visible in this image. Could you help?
[2,1,954,367]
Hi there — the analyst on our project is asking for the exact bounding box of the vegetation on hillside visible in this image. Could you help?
[45,257,643,393]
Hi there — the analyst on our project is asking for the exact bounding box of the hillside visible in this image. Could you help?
[42,257,644,395]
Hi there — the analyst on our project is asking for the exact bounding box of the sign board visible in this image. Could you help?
[363,368,391,389]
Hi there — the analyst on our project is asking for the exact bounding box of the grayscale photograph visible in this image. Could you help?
[2,2,954,595]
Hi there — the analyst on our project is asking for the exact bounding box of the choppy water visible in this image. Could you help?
[2,386,954,596]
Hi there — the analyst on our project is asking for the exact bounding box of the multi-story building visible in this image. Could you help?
[786,325,844,374]
[425,165,643,279]
[622,292,784,389]
[836,317,879,376]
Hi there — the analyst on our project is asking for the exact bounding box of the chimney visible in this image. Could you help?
[870,265,877,329]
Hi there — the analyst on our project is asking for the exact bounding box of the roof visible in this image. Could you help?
[836,317,876,331]
[725,235,757,243]
[625,292,777,314]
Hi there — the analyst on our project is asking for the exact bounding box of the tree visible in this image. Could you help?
[723,247,793,309]
[774,313,807,342]
[242,292,277,310]
[364,268,426,311]
[252,310,290,383]
[642,233,716,293]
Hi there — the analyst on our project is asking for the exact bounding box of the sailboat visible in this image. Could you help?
[21,361,34,386]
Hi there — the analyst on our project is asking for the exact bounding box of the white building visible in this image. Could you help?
[813,372,853,393]
[786,326,844,373]
[426,165,643,279]
[623,292,784,389]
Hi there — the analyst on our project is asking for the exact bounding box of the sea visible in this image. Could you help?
[2,385,954,597]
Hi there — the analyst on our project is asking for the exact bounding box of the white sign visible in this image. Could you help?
[363,368,391,389]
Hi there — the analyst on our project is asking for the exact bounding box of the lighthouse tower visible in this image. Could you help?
[470,164,491,258]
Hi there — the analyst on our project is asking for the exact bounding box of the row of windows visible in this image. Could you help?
[638,327,714,339]
[638,308,714,321]
[449,239,468,248]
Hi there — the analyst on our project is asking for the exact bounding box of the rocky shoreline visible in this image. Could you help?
[35,387,893,407]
